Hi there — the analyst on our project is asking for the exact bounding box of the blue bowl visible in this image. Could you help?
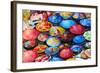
[48,14,63,25]
[50,56,63,62]
[80,19,91,27]
[60,20,76,29]
[71,45,83,54]
[73,35,85,44]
